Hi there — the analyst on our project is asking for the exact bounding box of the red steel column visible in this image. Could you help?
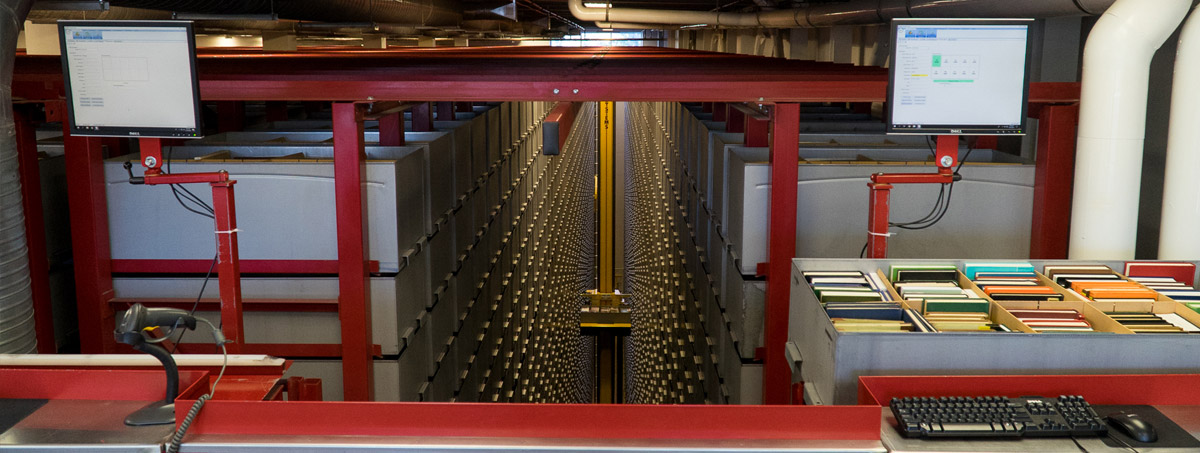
[726,105,746,134]
[435,101,454,121]
[14,106,55,353]
[210,180,245,353]
[216,101,246,133]
[744,114,769,147]
[411,102,434,132]
[1029,104,1080,259]
[332,102,374,401]
[378,112,405,146]
[867,183,893,259]
[62,112,117,353]
[764,103,799,404]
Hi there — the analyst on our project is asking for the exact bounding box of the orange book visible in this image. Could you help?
[1071,280,1141,293]
[983,286,1058,295]
[1084,288,1157,300]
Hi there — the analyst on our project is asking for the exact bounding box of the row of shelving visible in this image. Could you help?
[635,102,763,404]
[624,103,724,404]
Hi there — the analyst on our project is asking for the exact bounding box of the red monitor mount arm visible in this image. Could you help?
[865,135,961,259]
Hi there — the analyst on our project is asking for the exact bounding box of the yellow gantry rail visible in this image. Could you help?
[598,101,615,295]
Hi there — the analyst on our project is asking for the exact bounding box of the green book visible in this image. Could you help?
[890,264,958,282]
[924,299,990,314]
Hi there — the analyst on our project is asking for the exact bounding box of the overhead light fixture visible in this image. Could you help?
[679,24,709,29]
[583,2,612,8]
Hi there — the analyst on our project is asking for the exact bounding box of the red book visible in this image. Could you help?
[1124,261,1197,286]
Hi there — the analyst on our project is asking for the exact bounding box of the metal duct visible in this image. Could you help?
[105,0,461,27]
[568,0,1119,28]
[1068,0,1192,259]
[1158,4,1200,258]
[0,0,37,354]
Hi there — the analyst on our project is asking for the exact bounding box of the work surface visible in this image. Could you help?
[6,399,1200,452]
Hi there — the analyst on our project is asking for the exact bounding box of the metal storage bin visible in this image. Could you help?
[789,258,1200,405]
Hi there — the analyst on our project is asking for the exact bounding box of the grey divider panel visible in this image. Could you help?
[398,312,433,401]
[287,359,399,401]
[789,258,1200,406]
[112,276,404,355]
[105,144,427,274]
[722,145,1035,275]
[406,131,456,237]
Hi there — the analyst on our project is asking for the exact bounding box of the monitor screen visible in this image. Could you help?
[887,19,1033,135]
[58,21,202,138]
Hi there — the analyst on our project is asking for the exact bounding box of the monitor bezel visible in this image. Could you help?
[58,20,203,139]
[885,18,1034,136]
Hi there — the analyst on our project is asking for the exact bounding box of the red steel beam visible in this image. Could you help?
[110,259,381,274]
[332,102,374,401]
[180,400,881,440]
[61,110,117,354]
[110,297,339,313]
[764,103,799,404]
[14,106,56,353]
[726,103,746,134]
[1030,104,1080,259]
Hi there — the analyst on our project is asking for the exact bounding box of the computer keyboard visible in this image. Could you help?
[890,395,1108,438]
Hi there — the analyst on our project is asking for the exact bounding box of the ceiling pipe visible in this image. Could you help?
[1068,0,1192,260]
[568,0,1118,29]
[1157,4,1200,259]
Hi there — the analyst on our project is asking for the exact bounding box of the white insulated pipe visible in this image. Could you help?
[1068,0,1191,260]
[568,0,1116,29]
[1158,5,1200,259]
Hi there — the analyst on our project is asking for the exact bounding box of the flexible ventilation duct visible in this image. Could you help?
[1157,5,1200,259]
[0,0,37,354]
[1067,0,1191,260]
[568,0,1119,29]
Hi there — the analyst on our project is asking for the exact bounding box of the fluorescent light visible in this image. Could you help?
[584,2,612,7]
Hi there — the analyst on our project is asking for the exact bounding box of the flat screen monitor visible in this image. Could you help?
[887,18,1033,135]
[58,21,202,138]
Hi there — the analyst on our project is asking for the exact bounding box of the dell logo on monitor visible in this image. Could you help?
[950,129,963,134]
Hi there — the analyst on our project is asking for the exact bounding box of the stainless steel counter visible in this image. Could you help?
[0,399,172,452]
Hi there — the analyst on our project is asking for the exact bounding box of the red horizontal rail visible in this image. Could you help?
[111,259,380,274]
[181,400,881,440]
[175,343,383,358]
[109,297,338,313]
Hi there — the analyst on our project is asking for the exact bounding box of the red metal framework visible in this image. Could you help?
[11,46,1082,402]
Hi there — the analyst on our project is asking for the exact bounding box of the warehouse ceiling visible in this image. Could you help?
[26,0,854,42]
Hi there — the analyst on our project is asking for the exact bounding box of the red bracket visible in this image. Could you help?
[137,137,245,352]
[865,135,959,258]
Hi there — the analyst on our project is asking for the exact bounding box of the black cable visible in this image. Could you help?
[890,184,947,227]
[859,241,868,259]
[169,254,218,354]
[885,140,976,231]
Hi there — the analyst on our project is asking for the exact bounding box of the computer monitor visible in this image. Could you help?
[58,21,202,138]
[887,18,1033,135]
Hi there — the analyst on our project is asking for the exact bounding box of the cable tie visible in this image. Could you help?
[215,228,241,234]
[867,230,896,237]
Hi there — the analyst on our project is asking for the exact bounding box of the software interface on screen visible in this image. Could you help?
[60,23,200,137]
[889,21,1030,134]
